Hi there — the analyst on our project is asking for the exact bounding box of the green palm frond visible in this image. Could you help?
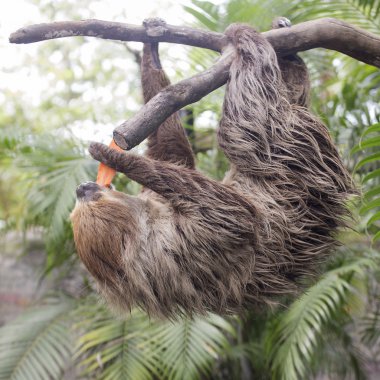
[0,125,24,160]
[224,0,292,30]
[75,299,235,380]
[361,305,380,346]
[310,321,367,380]
[184,0,294,32]
[75,304,160,380]
[353,122,380,242]
[151,314,235,380]
[291,0,380,33]
[0,296,75,380]
[17,135,96,240]
[184,0,222,31]
[266,256,376,380]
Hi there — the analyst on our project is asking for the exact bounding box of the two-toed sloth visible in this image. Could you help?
[71,22,355,318]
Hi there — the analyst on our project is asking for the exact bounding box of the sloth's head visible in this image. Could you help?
[70,182,147,296]
[71,181,146,226]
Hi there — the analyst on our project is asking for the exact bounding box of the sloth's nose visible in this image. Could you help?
[76,181,101,201]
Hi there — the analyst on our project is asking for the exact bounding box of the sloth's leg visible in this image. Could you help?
[217,25,289,175]
[141,42,195,169]
[271,17,310,108]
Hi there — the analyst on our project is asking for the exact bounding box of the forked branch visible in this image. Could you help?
[10,18,380,65]
[9,17,380,149]
[114,45,235,149]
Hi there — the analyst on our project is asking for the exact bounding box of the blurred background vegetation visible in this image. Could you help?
[0,0,380,379]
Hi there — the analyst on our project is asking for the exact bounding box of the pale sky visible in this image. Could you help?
[0,0,224,142]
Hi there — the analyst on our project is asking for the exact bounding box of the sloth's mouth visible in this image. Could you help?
[76,181,103,202]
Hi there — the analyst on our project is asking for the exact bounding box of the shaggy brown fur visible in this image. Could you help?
[271,17,310,107]
[71,26,355,318]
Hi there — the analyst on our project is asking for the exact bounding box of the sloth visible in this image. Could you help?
[71,23,355,318]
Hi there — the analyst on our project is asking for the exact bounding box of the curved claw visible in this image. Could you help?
[89,142,110,163]
[142,17,167,37]
[272,17,292,29]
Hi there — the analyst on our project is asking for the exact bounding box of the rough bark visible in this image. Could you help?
[9,19,228,52]
[10,18,380,67]
[114,45,235,149]
[9,17,380,149]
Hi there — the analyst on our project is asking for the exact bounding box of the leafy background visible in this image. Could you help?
[0,0,380,379]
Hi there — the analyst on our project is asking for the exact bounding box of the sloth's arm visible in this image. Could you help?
[89,142,258,238]
[142,43,195,169]
[90,142,219,199]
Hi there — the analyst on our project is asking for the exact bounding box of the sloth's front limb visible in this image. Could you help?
[90,142,230,201]
[90,142,199,198]
[89,142,260,242]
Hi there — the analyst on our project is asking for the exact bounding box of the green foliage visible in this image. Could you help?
[19,138,96,240]
[291,0,380,32]
[1,0,380,379]
[353,122,380,242]
[0,296,75,380]
[0,296,236,380]
[74,300,234,380]
[1,250,378,380]
[267,255,376,379]
[76,305,160,380]
[151,314,234,380]
[184,0,293,32]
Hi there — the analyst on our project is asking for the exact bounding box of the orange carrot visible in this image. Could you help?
[96,139,124,187]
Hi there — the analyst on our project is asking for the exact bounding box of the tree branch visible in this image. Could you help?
[10,18,380,67]
[265,18,380,68]
[113,44,235,149]
[9,19,228,52]
[9,17,380,150]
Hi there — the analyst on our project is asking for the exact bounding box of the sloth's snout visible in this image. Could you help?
[76,181,101,201]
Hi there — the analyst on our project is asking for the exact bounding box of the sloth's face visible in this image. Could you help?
[72,181,144,216]
[75,181,105,202]
[70,182,147,291]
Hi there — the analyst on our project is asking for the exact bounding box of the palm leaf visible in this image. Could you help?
[361,309,380,345]
[185,0,294,32]
[351,136,380,154]
[309,321,367,379]
[0,296,75,380]
[352,122,380,241]
[355,151,380,170]
[75,300,235,380]
[266,256,376,380]
[184,0,221,31]
[16,135,96,240]
[291,0,380,33]
[75,304,160,380]
[151,314,235,380]
[373,229,380,242]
